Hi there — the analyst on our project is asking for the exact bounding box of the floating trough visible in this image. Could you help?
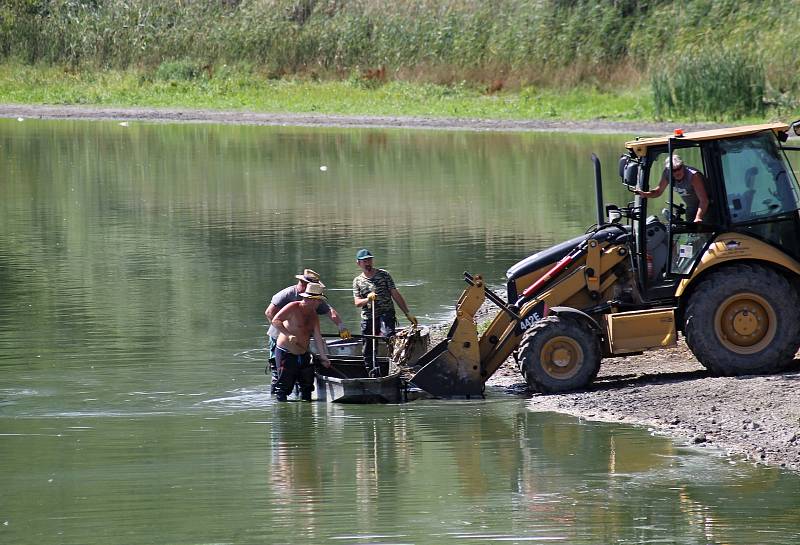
[311,327,431,404]
[315,359,402,404]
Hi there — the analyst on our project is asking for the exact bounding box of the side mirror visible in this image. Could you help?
[618,155,629,178]
[624,163,639,187]
[622,166,640,189]
[618,155,640,187]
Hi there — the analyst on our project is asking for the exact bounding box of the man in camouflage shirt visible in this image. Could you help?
[352,248,417,373]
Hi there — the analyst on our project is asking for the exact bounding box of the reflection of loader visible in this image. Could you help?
[412,120,800,397]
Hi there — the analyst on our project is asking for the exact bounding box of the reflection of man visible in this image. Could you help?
[635,154,710,223]
[271,282,331,402]
[265,269,349,393]
[352,249,416,371]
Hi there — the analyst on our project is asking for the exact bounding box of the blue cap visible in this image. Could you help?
[356,248,374,260]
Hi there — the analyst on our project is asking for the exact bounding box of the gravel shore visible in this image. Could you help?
[490,343,800,474]
[10,103,797,474]
[423,294,800,475]
[0,103,723,135]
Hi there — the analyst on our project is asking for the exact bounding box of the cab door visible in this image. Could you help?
[665,142,718,276]
[641,142,717,280]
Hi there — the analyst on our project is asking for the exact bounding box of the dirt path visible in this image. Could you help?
[0,103,723,134]
[9,102,797,474]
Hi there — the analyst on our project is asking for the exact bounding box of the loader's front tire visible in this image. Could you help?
[519,316,601,393]
[684,264,800,376]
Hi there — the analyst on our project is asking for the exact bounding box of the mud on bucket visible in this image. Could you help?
[390,326,431,371]
[408,337,484,398]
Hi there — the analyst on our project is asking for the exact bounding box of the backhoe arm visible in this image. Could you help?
[409,237,628,397]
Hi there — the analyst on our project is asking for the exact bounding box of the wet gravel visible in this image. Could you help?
[0,103,723,135]
[425,296,800,474]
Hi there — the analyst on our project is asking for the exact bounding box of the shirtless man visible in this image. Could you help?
[270,282,332,402]
[264,268,349,393]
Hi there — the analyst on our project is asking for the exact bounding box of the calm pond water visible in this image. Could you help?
[2,119,800,544]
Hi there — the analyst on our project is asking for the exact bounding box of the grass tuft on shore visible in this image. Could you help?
[1,1,798,120]
[0,62,658,122]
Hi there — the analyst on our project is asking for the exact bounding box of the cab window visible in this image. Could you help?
[645,147,705,223]
[720,132,800,224]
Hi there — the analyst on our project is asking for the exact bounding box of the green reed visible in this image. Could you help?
[1,0,798,120]
[652,50,766,121]
[0,1,655,75]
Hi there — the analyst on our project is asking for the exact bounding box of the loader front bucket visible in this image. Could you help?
[409,273,488,397]
[409,317,484,397]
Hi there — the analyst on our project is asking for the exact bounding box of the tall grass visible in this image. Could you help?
[1,0,798,119]
[0,0,658,77]
[652,50,765,121]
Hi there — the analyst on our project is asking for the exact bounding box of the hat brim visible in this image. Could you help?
[295,274,325,287]
[357,254,374,260]
[300,293,326,300]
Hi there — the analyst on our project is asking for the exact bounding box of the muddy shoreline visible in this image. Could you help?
[427,293,800,475]
[9,103,798,474]
[490,344,800,474]
[0,103,723,135]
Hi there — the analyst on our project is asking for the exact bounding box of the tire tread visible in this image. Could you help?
[684,263,800,376]
[519,315,601,393]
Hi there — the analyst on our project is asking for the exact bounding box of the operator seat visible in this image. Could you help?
[728,167,758,222]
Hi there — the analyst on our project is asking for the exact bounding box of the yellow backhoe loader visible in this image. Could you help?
[410,120,800,397]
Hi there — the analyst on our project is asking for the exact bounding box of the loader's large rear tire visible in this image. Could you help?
[684,264,800,376]
[519,316,601,393]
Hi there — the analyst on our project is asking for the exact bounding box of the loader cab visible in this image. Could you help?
[624,124,800,298]
[640,143,716,287]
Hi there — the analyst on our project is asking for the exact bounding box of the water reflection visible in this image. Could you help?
[256,401,800,544]
[2,120,800,544]
[0,119,633,338]
[2,385,800,543]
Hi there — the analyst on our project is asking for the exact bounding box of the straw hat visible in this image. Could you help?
[300,282,326,300]
[295,268,325,288]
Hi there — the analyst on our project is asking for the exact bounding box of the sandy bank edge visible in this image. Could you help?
[0,103,724,135]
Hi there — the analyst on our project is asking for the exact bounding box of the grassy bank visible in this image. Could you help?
[1,0,798,121]
[0,62,658,122]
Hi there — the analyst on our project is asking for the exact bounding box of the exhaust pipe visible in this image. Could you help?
[592,153,604,226]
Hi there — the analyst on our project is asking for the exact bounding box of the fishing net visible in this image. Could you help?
[389,327,430,375]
